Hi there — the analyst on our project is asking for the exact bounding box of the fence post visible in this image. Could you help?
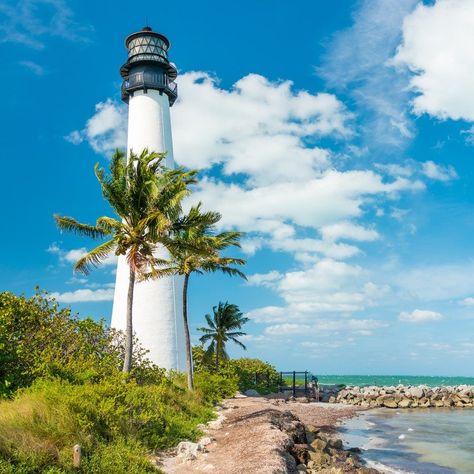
[279,372,283,392]
[293,371,296,397]
[73,444,81,468]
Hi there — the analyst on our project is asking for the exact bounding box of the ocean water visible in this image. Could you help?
[338,408,474,474]
[315,375,474,387]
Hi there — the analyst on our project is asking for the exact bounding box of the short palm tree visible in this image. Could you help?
[162,204,246,389]
[198,302,249,371]
[54,149,196,373]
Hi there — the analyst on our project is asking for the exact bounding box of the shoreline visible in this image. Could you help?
[320,384,474,408]
[159,395,379,473]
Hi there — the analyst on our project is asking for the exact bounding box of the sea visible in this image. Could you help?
[316,374,474,387]
[323,376,474,474]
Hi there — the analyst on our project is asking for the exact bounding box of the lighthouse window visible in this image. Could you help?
[128,36,168,61]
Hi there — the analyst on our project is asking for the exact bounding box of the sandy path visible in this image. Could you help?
[159,396,360,474]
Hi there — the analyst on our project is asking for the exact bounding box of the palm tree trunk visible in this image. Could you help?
[182,273,194,390]
[122,266,135,373]
[215,340,219,372]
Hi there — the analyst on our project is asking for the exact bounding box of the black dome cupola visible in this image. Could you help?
[120,26,178,106]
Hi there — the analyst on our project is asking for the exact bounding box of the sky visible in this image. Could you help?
[2,0,474,375]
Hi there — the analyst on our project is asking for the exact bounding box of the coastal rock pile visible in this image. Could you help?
[321,384,474,408]
[289,423,379,473]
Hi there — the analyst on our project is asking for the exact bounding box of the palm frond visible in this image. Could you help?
[54,215,109,239]
[74,239,116,275]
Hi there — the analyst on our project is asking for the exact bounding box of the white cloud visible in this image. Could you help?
[19,60,45,75]
[48,243,117,267]
[0,0,92,49]
[192,171,424,235]
[172,72,351,185]
[264,319,386,336]
[394,0,474,121]
[460,297,474,306]
[67,99,127,155]
[50,287,114,303]
[394,261,474,301]
[319,0,419,148]
[399,309,443,323]
[247,259,391,321]
[246,270,282,288]
[421,161,457,182]
[320,222,379,242]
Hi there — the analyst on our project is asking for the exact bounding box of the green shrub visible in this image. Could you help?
[225,358,280,394]
[0,292,123,396]
[0,375,220,472]
[82,439,158,474]
[194,371,238,404]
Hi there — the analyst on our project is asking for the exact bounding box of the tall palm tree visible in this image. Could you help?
[198,302,249,371]
[161,204,246,389]
[54,149,196,373]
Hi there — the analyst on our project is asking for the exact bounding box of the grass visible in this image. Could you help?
[0,375,227,473]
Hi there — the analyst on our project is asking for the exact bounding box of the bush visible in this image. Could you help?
[194,371,239,404]
[0,376,218,472]
[0,292,124,396]
[225,358,280,394]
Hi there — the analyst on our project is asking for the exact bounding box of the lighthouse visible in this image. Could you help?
[111,26,186,371]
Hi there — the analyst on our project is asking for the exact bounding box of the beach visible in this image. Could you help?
[159,395,375,473]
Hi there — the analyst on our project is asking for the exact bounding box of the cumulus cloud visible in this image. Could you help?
[173,72,351,185]
[394,0,474,121]
[48,243,117,267]
[264,319,386,336]
[66,99,127,155]
[247,259,391,321]
[50,287,114,303]
[421,161,457,182]
[399,309,443,323]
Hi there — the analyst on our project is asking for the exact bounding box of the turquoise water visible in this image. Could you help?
[316,375,474,387]
[339,408,474,473]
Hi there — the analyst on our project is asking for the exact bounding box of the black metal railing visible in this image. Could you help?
[121,72,178,105]
[279,371,314,397]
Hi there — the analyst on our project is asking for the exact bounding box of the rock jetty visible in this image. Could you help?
[319,384,474,408]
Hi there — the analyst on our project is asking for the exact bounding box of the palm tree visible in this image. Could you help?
[54,149,196,373]
[161,204,246,389]
[198,302,249,371]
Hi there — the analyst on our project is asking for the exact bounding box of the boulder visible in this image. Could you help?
[408,386,424,399]
[398,398,413,408]
[244,389,259,397]
[176,441,204,460]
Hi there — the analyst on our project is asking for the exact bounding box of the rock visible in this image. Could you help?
[176,441,204,460]
[244,389,259,396]
[408,386,425,398]
[200,436,213,446]
[291,444,309,465]
[381,396,399,408]
[398,398,413,408]
[327,438,343,450]
[308,450,331,465]
[310,438,328,452]
[296,463,307,472]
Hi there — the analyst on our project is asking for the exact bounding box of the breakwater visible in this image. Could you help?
[320,384,474,408]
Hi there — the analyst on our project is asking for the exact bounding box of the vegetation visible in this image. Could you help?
[198,302,249,370]
[192,347,280,395]
[0,292,235,473]
[54,150,196,373]
[162,204,246,390]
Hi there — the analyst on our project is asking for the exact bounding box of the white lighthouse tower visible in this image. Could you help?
[111,26,186,371]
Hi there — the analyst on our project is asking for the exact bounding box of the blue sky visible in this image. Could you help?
[2,0,474,375]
